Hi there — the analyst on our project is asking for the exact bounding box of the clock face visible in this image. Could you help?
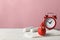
[45,18,56,29]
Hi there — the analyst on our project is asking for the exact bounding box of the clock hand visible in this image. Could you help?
[49,21,52,24]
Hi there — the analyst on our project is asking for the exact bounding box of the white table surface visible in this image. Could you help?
[0,28,60,40]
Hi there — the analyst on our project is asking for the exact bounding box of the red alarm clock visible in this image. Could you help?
[38,14,57,36]
[44,15,57,30]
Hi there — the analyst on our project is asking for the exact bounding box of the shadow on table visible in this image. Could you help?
[33,33,60,38]
[45,33,60,37]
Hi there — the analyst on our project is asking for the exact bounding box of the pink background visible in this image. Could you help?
[0,0,60,29]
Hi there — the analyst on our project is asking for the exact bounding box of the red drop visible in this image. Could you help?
[38,22,46,36]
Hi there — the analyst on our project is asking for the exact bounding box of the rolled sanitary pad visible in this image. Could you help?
[23,26,34,32]
[23,26,39,32]
[23,26,39,38]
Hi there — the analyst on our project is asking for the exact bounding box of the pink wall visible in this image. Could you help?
[0,0,60,29]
